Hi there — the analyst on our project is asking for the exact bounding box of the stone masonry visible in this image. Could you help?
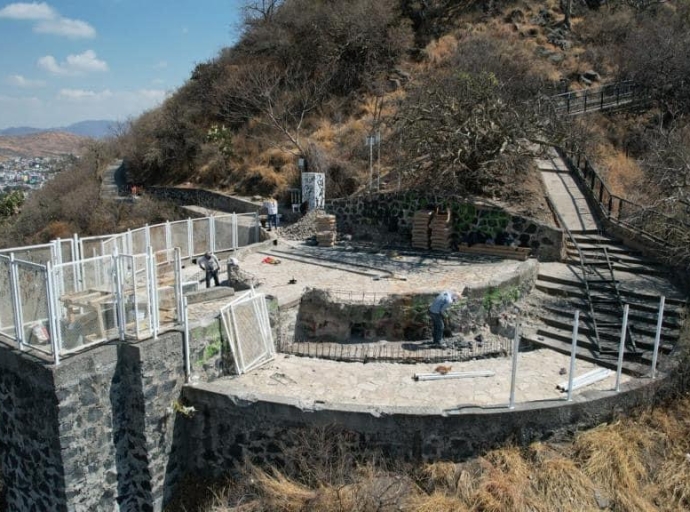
[325,192,564,261]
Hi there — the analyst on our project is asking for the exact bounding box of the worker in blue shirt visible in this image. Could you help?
[428,290,461,347]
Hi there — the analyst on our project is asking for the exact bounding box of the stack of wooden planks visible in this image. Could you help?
[316,214,337,247]
[411,210,433,249]
[430,209,453,250]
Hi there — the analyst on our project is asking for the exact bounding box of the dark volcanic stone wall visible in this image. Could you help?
[0,331,187,512]
[326,192,563,261]
[0,347,65,511]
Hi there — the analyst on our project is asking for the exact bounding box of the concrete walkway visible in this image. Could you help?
[537,148,599,233]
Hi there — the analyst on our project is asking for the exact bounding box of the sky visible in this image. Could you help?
[0,1,246,129]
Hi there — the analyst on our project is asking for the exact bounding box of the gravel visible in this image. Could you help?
[278,210,321,241]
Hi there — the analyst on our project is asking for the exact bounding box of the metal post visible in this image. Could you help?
[127,229,133,255]
[651,296,665,379]
[566,310,580,401]
[165,221,172,253]
[113,248,126,341]
[145,224,151,252]
[508,322,520,409]
[183,296,191,381]
[173,248,183,324]
[615,304,629,392]
[9,254,24,349]
[376,131,381,191]
[232,213,238,250]
[187,218,194,257]
[254,212,260,244]
[45,262,61,364]
[209,215,216,253]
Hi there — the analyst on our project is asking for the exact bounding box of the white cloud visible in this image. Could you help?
[58,88,114,101]
[6,74,45,88]
[153,60,168,70]
[34,17,95,38]
[151,78,165,85]
[0,2,95,39]
[38,50,108,75]
[0,2,55,20]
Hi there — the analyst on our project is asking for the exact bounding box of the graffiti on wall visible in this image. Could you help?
[302,173,325,210]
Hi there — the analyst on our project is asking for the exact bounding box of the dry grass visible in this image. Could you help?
[169,395,690,512]
[422,35,459,65]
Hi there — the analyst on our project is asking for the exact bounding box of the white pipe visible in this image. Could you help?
[508,323,520,409]
[414,370,495,381]
[615,304,629,392]
[558,368,611,392]
[566,310,580,401]
[651,296,665,379]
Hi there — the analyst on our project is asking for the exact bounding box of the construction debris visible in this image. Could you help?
[316,214,337,247]
[414,370,495,381]
[411,210,433,249]
[557,368,612,392]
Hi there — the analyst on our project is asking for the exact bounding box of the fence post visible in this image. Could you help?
[113,248,126,342]
[508,322,520,409]
[174,248,183,324]
[165,221,172,253]
[145,224,151,252]
[255,212,260,244]
[183,296,190,382]
[187,218,194,257]
[45,262,61,365]
[232,213,238,250]
[9,253,24,349]
[608,195,613,217]
[566,310,580,401]
[615,304,629,392]
[651,296,665,379]
[209,215,216,253]
[127,229,133,255]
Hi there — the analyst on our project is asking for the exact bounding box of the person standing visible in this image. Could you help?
[428,290,461,347]
[264,198,278,230]
[198,251,221,288]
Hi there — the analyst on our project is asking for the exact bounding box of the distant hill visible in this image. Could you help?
[0,132,89,160]
[0,120,115,139]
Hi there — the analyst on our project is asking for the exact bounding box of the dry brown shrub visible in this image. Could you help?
[599,149,645,198]
[408,491,471,512]
[250,466,317,511]
[474,447,535,512]
[423,35,458,65]
[527,443,596,512]
[237,165,287,197]
[573,421,654,496]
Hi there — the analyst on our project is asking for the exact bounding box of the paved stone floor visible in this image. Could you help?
[200,352,630,411]
[184,240,643,410]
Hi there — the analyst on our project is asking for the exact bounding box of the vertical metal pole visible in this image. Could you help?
[651,296,665,379]
[254,212,260,243]
[145,224,151,252]
[174,248,183,324]
[113,248,126,341]
[615,304,629,392]
[45,262,61,365]
[183,296,191,381]
[127,229,133,255]
[232,213,238,250]
[508,322,520,409]
[566,310,580,401]
[187,218,194,257]
[165,221,172,253]
[376,132,381,191]
[209,215,216,253]
[9,254,24,349]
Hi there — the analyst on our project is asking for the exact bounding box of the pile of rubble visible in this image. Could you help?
[278,210,321,241]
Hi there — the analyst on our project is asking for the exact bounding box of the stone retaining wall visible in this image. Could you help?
[148,187,261,214]
[180,374,663,478]
[325,192,563,261]
[294,260,538,343]
[0,332,188,512]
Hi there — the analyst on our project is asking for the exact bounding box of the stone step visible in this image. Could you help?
[542,303,681,332]
[565,248,659,266]
[572,234,621,244]
[539,311,677,351]
[562,258,667,276]
[522,331,650,376]
[536,274,685,307]
[569,242,635,255]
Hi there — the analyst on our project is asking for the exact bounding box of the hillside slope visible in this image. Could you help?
[0,131,88,160]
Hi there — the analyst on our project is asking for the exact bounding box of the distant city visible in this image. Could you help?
[0,156,72,194]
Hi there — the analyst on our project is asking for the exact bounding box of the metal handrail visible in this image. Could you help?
[545,196,605,354]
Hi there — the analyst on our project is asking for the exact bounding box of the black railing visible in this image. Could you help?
[558,141,690,251]
[550,80,644,115]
